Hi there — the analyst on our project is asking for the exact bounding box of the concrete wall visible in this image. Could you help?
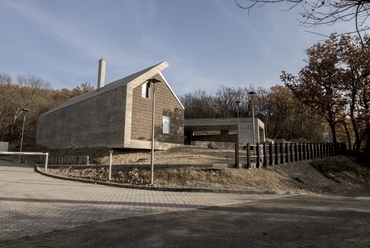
[0,142,9,151]
[239,119,265,144]
[191,133,237,143]
[190,141,236,149]
[37,86,127,149]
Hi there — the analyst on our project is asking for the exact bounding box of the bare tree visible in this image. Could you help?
[236,0,370,41]
[0,73,93,146]
[180,90,216,118]
[266,85,324,141]
[214,85,244,118]
[0,74,50,142]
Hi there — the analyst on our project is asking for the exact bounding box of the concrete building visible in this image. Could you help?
[0,142,9,151]
[36,61,184,150]
[184,118,265,147]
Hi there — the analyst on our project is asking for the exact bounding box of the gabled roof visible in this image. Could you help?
[159,71,184,109]
[44,61,183,114]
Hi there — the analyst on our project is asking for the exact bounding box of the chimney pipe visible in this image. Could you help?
[97,58,106,89]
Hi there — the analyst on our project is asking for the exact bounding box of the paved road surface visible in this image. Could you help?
[1,159,369,247]
[0,160,287,241]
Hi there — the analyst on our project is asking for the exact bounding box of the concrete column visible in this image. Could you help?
[221,130,229,143]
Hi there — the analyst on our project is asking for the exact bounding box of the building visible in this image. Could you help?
[36,60,184,150]
[184,118,265,147]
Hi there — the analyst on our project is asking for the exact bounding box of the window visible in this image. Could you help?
[142,82,151,98]
[163,116,171,134]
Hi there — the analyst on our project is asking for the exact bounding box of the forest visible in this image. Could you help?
[0,74,93,148]
[1,34,369,153]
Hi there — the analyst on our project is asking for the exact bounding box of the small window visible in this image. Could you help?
[163,116,171,134]
[142,82,151,98]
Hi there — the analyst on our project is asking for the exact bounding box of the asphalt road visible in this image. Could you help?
[1,159,370,248]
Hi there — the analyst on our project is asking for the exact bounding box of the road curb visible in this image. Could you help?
[34,165,279,195]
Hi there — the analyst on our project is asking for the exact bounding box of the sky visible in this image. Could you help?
[0,0,357,97]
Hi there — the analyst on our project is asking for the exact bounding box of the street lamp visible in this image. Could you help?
[235,100,240,145]
[148,78,161,185]
[248,91,256,145]
[235,100,241,168]
[19,108,30,163]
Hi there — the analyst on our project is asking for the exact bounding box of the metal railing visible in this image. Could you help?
[0,151,49,171]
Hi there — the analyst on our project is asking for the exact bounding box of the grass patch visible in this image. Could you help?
[311,155,367,177]
[309,157,344,182]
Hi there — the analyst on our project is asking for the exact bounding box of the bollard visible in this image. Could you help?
[109,150,113,181]
[44,153,49,172]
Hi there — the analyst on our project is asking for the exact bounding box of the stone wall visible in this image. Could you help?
[131,81,184,145]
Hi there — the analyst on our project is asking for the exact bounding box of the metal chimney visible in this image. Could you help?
[97,58,106,89]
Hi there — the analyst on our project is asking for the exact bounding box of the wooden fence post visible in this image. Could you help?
[290,143,294,162]
[333,142,336,156]
[280,143,284,164]
[316,143,319,158]
[286,143,290,163]
[263,143,268,167]
[298,143,301,161]
[275,143,279,165]
[269,143,273,166]
[256,143,260,168]
[235,143,240,169]
[341,142,346,155]
[336,143,340,155]
[247,143,251,169]
[312,143,315,159]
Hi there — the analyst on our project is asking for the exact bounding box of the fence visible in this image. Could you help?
[19,155,90,166]
[236,142,346,169]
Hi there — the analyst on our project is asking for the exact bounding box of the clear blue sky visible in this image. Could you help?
[0,0,352,96]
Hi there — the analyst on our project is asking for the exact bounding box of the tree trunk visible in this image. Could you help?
[342,120,352,150]
[328,121,337,143]
[364,126,370,154]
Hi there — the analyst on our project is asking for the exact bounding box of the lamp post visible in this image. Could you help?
[19,108,29,163]
[148,78,161,185]
[248,91,256,145]
[235,100,241,168]
[235,100,240,145]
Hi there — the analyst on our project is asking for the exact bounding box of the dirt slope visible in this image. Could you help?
[45,146,370,195]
